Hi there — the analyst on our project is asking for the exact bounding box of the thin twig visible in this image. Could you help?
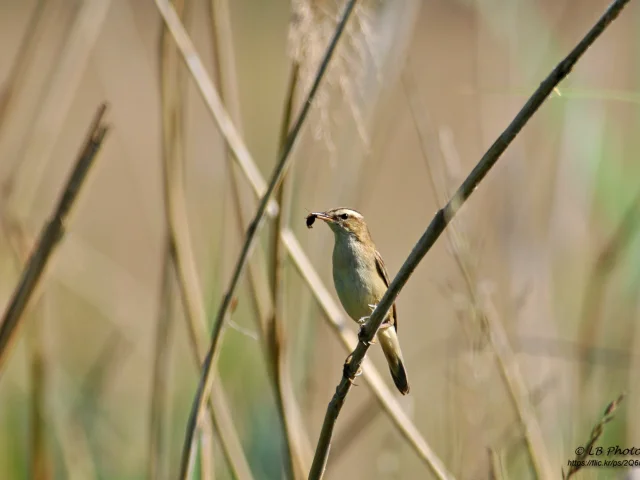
[0,104,109,375]
[308,1,631,477]
[176,1,359,477]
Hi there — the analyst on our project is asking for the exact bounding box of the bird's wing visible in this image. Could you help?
[374,249,398,331]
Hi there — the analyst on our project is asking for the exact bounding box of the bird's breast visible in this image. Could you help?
[332,237,384,322]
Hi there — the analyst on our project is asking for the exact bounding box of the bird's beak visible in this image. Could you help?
[311,212,334,223]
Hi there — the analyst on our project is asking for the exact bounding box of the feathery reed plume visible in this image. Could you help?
[289,0,372,151]
[289,0,417,153]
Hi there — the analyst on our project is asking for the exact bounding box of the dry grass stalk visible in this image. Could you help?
[159,4,216,478]
[562,393,625,479]
[208,1,311,476]
[173,1,359,477]
[0,103,108,375]
[158,5,251,479]
[153,0,278,217]
[308,1,632,477]
[482,301,554,479]
[267,63,311,479]
[199,427,215,480]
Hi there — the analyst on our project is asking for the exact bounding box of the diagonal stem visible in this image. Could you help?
[0,104,109,375]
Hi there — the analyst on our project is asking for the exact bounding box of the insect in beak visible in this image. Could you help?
[306,212,333,228]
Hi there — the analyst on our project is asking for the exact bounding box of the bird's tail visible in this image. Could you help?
[377,326,410,395]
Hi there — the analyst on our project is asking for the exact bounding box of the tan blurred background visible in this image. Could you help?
[0,0,639,479]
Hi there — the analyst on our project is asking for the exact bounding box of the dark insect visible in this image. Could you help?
[306,213,316,228]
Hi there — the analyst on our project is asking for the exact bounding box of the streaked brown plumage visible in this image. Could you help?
[309,207,409,395]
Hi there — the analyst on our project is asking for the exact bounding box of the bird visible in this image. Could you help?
[307,207,409,394]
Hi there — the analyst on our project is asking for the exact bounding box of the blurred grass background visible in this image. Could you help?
[0,0,638,479]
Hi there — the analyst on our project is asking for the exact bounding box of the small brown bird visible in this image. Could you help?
[308,208,409,394]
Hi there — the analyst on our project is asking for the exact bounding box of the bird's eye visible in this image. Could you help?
[340,213,348,220]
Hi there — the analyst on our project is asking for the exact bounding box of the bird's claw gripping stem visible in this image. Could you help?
[358,323,372,345]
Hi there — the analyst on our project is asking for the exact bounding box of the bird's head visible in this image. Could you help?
[310,208,371,242]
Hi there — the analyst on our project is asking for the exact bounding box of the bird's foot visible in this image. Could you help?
[358,323,377,345]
